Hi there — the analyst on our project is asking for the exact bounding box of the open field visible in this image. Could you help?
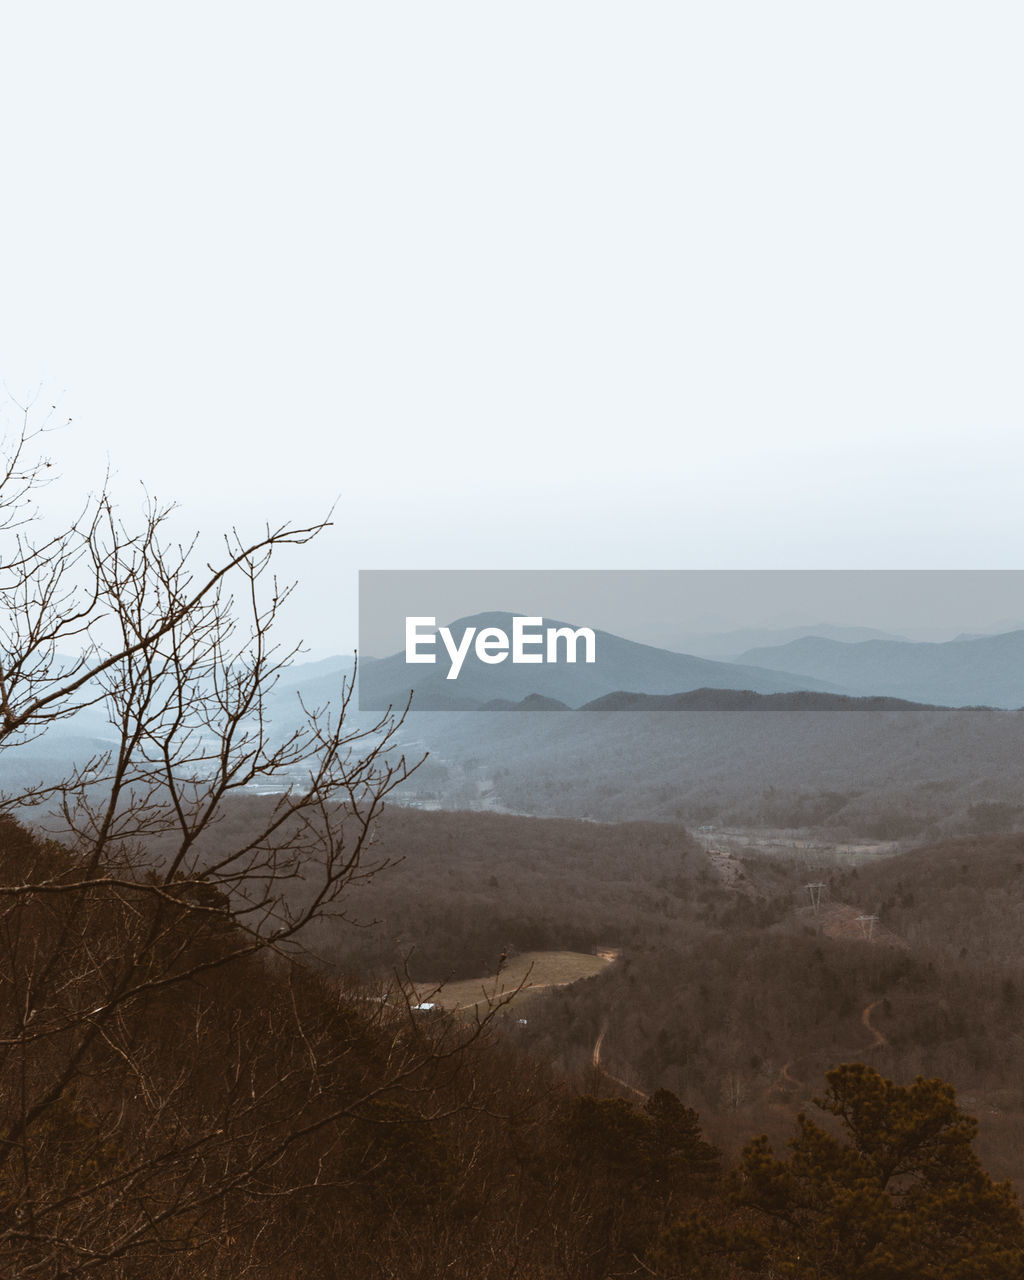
[700,826,903,866]
[420,950,611,1014]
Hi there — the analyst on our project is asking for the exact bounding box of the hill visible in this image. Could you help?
[666,622,909,660]
[578,688,936,712]
[736,629,1024,708]
[521,924,1024,1185]
[832,832,1024,965]
[355,612,845,710]
[286,805,716,980]
[387,702,1024,840]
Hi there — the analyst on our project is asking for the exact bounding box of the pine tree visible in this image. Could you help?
[649,1062,1024,1279]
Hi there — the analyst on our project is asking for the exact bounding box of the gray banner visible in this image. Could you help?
[358,570,1024,712]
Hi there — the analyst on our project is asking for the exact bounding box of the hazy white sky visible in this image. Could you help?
[2,4,1022,654]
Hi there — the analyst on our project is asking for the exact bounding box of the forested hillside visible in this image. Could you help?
[387,703,1024,839]
[3,812,1022,1278]
[291,809,1024,1191]
[833,832,1024,962]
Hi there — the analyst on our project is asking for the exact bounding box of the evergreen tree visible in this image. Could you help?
[650,1062,1024,1279]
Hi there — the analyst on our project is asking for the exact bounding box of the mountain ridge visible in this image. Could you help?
[356,611,846,711]
[736,628,1024,708]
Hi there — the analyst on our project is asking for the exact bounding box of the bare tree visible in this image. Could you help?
[0,411,494,1275]
[0,405,416,944]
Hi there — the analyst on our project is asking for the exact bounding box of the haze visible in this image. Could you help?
[2,4,1022,657]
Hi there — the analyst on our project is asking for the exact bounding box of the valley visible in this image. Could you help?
[304,802,1024,1191]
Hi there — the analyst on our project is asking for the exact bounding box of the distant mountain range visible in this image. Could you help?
[476,689,938,713]
[355,612,844,711]
[29,621,1024,751]
[734,629,1024,709]
[577,689,938,712]
[13,623,1024,842]
[662,623,908,660]
[263,618,1024,716]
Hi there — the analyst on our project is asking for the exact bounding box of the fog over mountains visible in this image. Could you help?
[736,628,1024,708]
[22,618,1024,837]
[353,613,1024,712]
[31,620,1024,754]
[11,615,1024,854]
[356,612,848,710]
[662,622,907,661]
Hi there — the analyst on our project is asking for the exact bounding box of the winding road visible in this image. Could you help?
[592,1022,646,1099]
[861,999,889,1049]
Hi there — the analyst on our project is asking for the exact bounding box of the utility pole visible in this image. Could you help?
[805,882,827,916]
[856,913,879,942]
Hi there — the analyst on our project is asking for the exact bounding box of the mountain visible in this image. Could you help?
[578,688,936,712]
[735,629,1024,708]
[273,655,357,692]
[355,612,844,711]
[479,693,570,711]
[951,618,1024,642]
[661,622,908,660]
[832,832,1024,965]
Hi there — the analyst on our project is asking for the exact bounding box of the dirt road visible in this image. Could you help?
[862,999,889,1049]
[592,1022,646,1099]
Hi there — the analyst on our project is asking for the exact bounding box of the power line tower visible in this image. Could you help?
[856,913,879,942]
[805,882,827,916]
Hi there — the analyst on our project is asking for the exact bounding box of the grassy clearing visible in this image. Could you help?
[420,950,611,1014]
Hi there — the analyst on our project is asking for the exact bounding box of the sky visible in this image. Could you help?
[2,4,1023,657]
